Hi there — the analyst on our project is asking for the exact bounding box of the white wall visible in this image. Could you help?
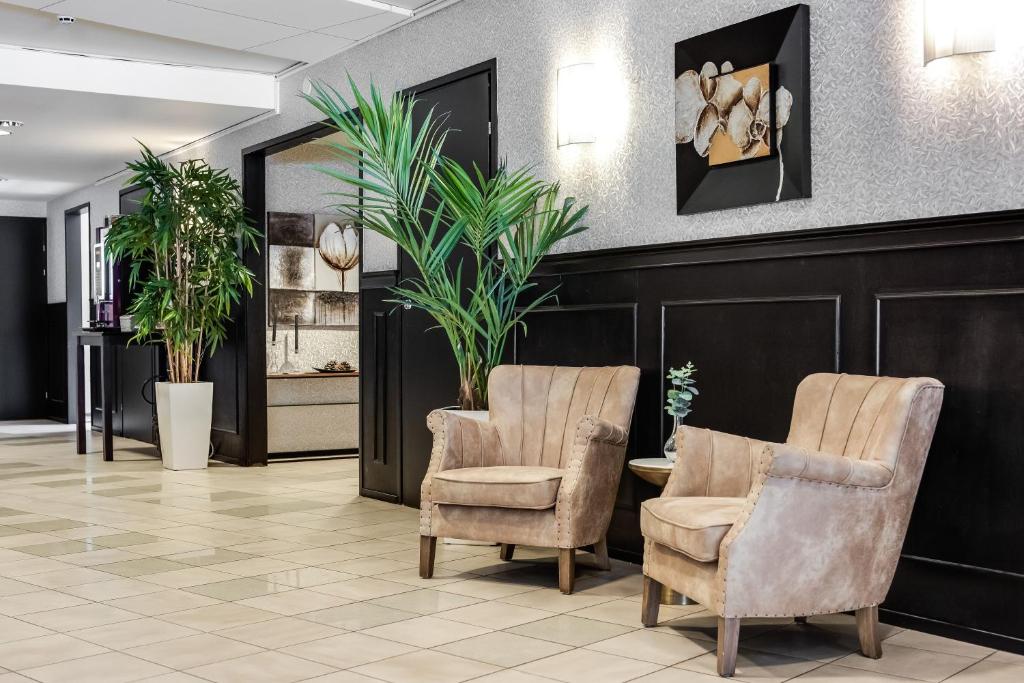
[0,199,46,217]
[46,0,1024,303]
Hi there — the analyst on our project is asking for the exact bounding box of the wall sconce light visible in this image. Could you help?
[923,0,997,65]
[557,63,598,147]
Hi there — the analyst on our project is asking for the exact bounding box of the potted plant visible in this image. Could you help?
[105,145,258,469]
[303,78,588,409]
[664,362,698,462]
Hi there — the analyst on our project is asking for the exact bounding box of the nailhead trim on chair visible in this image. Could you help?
[555,415,595,548]
[420,410,449,536]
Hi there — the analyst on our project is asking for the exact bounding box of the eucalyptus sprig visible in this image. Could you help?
[665,362,699,420]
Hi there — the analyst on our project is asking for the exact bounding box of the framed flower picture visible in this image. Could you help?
[267,211,361,328]
[675,4,810,214]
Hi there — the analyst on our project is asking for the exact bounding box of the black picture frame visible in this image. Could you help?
[675,4,811,215]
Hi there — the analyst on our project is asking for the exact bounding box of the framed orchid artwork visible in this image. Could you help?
[674,4,810,214]
[267,211,360,328]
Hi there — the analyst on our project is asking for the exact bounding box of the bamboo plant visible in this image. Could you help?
[303,78,588,409]
[104,145,259,383]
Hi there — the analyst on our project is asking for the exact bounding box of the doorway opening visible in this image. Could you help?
[263,132,363,461]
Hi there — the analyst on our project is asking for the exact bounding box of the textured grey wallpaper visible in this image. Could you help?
[47,0,1024,300]
[0,199,46,218]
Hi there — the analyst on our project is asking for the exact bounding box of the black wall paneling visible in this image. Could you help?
[495,209,1024,654]
[0,216,47,419]
[45,302,69,421]
[660,295,840,443]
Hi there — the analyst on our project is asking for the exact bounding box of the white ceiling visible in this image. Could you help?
[0,0,450,202]
[2,0,436,67]
[0,83,269,200]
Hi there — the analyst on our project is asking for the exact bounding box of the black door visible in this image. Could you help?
[0,216,47,419]
[398,63,495,506]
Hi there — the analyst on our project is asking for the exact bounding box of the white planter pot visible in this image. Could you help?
[155,382,213,470]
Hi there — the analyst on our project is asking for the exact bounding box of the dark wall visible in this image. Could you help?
[45,302,68,421]
[359,208,1024,654]
[0,216,47,419]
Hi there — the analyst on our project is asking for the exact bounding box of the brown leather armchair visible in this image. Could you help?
[419,364,641,593]
[640,373,944,677]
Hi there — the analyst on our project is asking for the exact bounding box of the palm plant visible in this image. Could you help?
[303,78,588,409]
[104,144,260,383]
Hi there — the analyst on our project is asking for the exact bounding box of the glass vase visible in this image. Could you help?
[664,416,682,462]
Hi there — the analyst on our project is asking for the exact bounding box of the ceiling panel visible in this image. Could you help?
[389,0,439,8]
[181,0,381,31]
[320,12,405,41]
[1,0,53,7]
[251,31,355,64]
[45,0,302,51]
[0,3,294,74]
[0,83,267,200]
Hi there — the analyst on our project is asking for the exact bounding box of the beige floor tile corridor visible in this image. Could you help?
[0,421,1019,683]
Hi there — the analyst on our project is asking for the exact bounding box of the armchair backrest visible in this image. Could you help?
[787,373,944,475]
[488,365,641,469]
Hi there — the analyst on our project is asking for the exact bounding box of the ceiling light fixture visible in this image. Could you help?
[57,15,76,24]
[345,0,414,17]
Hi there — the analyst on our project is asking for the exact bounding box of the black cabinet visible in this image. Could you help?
[90,344,161,444]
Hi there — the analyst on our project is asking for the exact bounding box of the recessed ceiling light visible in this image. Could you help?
[0,130,10,137]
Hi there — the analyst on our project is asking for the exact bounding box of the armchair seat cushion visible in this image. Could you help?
[432,466,564,510]
[641,496,746,562]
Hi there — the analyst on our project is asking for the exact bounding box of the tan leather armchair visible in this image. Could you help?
[640,373,944,677]
[419,364,641,593]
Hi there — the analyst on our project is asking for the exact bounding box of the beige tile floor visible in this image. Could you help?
[0,420,1020,683]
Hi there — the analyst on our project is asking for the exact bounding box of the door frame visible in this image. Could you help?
[240,61,497,469]
[240,119,363,466]
[63,202,90,424]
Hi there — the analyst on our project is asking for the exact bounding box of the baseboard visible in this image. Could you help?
[880,608,1024,655]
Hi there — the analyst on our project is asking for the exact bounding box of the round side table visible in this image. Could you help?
[627,456,697,607]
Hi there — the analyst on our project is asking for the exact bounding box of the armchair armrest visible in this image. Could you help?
[767,442,892,488]
[555,415,631,547]
[715,443,899,617]
[420,410,502,535]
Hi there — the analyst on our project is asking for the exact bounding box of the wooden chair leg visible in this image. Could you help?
[558,548,575,594]
[499,543,515,561]
[856,606,882,659]
[641,575,662,626]
[419,536,436,579]
[593,536,611,571]
[717,617,740,677]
